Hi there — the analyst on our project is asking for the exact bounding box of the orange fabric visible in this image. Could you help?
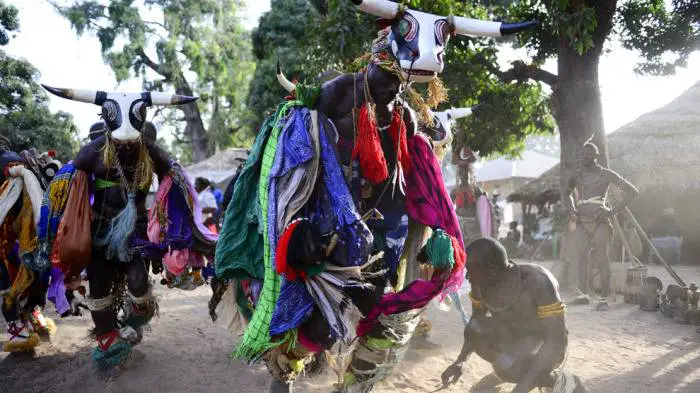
[54,170,93,278]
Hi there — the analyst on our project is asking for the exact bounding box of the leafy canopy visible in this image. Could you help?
[0,1,78,160]
[248,0,554,158]
[54,0,256,159]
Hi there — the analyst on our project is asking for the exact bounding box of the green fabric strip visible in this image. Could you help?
[426,229,455,270]
[234,100,301,361]
[94,177,119,190]
[215,112,278,281]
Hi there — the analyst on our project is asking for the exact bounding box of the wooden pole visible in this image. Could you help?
[622,207,686,287]
[611,214,642,267]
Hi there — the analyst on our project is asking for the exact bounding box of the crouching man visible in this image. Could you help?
[440,238,586,393]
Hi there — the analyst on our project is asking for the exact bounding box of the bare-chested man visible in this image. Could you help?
[565,140,638,310]
[441,238,586,393]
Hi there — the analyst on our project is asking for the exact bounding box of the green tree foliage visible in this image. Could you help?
[53,0,256,163]
[248,0,554,158]
[618,0,700,75]
[0,1,78,160]
[247,0,315,120]
[491,0,699,196]
[254,0,698,197]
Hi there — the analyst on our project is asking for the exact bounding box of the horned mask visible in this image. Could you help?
[352,0,536,83]
[42,85,198,142]
[431,104,481,148]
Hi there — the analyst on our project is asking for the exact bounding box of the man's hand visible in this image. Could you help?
[441,363,463,386]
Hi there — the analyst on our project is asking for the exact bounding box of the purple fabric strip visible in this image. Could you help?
[47,267,70,314]
[176,165,219,243]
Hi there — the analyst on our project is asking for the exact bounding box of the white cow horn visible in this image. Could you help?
[446,103,482,120]
[41,84,105,105]
[277,61,296,93]
[351,0,400,19]
[452,17,537,37]
[148,92,199,106]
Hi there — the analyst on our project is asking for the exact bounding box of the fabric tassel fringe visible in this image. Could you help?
[305,271,372,343]
[426,77,448,109]
[96,193,137,262]
[425,229,455,270]
[352,104,389,185]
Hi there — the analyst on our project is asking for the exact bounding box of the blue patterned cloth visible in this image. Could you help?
[269,111,372,338]
[268,108,314,270]
[367,194,409,280]
[34,162,76,272]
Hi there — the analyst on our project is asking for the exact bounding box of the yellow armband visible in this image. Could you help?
[469,291,485,309]
[537,302,566,318]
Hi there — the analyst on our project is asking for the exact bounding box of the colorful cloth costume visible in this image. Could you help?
[215,2,535,389]
[42,85,206,369]
[1,149,61,352]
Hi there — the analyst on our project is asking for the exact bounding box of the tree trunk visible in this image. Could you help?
[553,45,607,205]
[174,76,211,163]
[554,0,617,204]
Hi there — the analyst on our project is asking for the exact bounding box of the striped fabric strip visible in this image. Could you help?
[235,101,300,361]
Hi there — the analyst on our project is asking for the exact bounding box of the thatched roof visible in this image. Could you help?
[508,164,561,204]
[185,148,248,186]
[476,150,558,183]
[512,81,700,201]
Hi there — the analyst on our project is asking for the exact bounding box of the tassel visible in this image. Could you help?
[426,229,455,271]
[101,137,117,169]
[426,77,448,109]
[96,192,137,262]
[352,104,389,185]
[406,87,432,125]
[387,108,411,174]
[134,141,154,191]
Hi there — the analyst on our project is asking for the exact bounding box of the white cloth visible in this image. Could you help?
[215,281,248,336]
[8,165,43,225]
[198,188,218,210]
[0,178,23,227]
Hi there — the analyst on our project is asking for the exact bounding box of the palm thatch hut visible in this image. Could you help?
[512,81,700,261]
[185,147,248,188]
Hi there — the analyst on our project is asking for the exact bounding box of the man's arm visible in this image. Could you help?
[440,294,488,385]
[603,168,638,210]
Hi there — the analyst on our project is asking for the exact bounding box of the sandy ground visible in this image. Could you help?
[1,261,699,393]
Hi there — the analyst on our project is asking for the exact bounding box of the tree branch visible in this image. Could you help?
[476,55,558,87]
[592,0,617,51]
[135,47,169,78]
[143,20,167,30]
[500,61,559,87]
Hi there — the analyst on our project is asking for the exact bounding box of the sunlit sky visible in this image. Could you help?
[5,0,700,141]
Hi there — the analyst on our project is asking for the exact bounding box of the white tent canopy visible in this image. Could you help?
[476,150,559,183]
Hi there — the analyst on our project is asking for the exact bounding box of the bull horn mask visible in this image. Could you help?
[42,84,198,142]
[432,104,481,148]
[277,60,297,94]
[351,0,537,83]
